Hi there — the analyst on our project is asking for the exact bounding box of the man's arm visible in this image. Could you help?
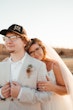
[18,86,52,104]
[17,63,52,104]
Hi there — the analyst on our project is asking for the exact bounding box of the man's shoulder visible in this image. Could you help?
[27,53,45,65]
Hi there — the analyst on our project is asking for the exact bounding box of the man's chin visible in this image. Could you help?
[8,50,15,53]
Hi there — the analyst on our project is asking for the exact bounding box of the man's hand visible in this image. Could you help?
[11,81,21,98]
[1,82,11,98]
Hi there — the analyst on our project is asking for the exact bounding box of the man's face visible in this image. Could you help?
[4,32,25,53]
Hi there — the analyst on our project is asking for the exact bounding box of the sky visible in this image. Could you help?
[0,0,73,48]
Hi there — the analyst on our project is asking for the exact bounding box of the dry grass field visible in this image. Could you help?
[54,47,73,74]
[62,57,73,74]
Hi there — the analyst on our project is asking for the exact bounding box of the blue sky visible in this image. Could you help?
[0,0,73,48]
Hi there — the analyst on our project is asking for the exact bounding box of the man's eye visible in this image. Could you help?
[36,48,39,50]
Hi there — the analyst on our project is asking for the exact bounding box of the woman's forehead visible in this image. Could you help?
[31,43,40,48]
[29,43,39,50]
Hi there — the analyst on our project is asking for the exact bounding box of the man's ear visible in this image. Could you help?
[22,39,27,47]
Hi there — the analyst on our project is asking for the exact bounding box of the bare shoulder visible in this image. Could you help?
[44,58,58,71]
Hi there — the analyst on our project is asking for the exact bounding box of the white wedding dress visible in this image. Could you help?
[41,70,73,110]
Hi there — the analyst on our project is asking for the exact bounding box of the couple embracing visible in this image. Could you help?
[0,24,73,110]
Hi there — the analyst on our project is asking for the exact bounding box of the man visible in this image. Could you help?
[0,24,51,110]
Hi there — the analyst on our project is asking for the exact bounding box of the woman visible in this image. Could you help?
[25,38,73,110]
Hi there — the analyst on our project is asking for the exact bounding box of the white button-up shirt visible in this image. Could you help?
[9,53,27,81]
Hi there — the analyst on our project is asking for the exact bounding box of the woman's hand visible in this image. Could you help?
[37,76,55,92]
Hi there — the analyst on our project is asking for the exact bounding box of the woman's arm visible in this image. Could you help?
[37,59,67,95]
[53,60,65,86]
[37,78,67,95]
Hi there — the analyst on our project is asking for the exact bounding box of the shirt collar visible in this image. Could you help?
[9,52,27,64]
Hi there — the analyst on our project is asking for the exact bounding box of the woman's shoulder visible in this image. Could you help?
[43,58,59,71]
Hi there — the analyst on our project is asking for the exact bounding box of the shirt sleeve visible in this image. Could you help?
[17,87,52,104]
[0,88,5,99]
[17,88,23,99]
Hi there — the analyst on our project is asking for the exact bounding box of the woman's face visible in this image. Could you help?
[28,43,44,60]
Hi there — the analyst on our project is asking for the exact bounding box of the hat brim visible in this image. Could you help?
[0,29,9,36]
[0,29,29,41]
[0,29,23,37]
